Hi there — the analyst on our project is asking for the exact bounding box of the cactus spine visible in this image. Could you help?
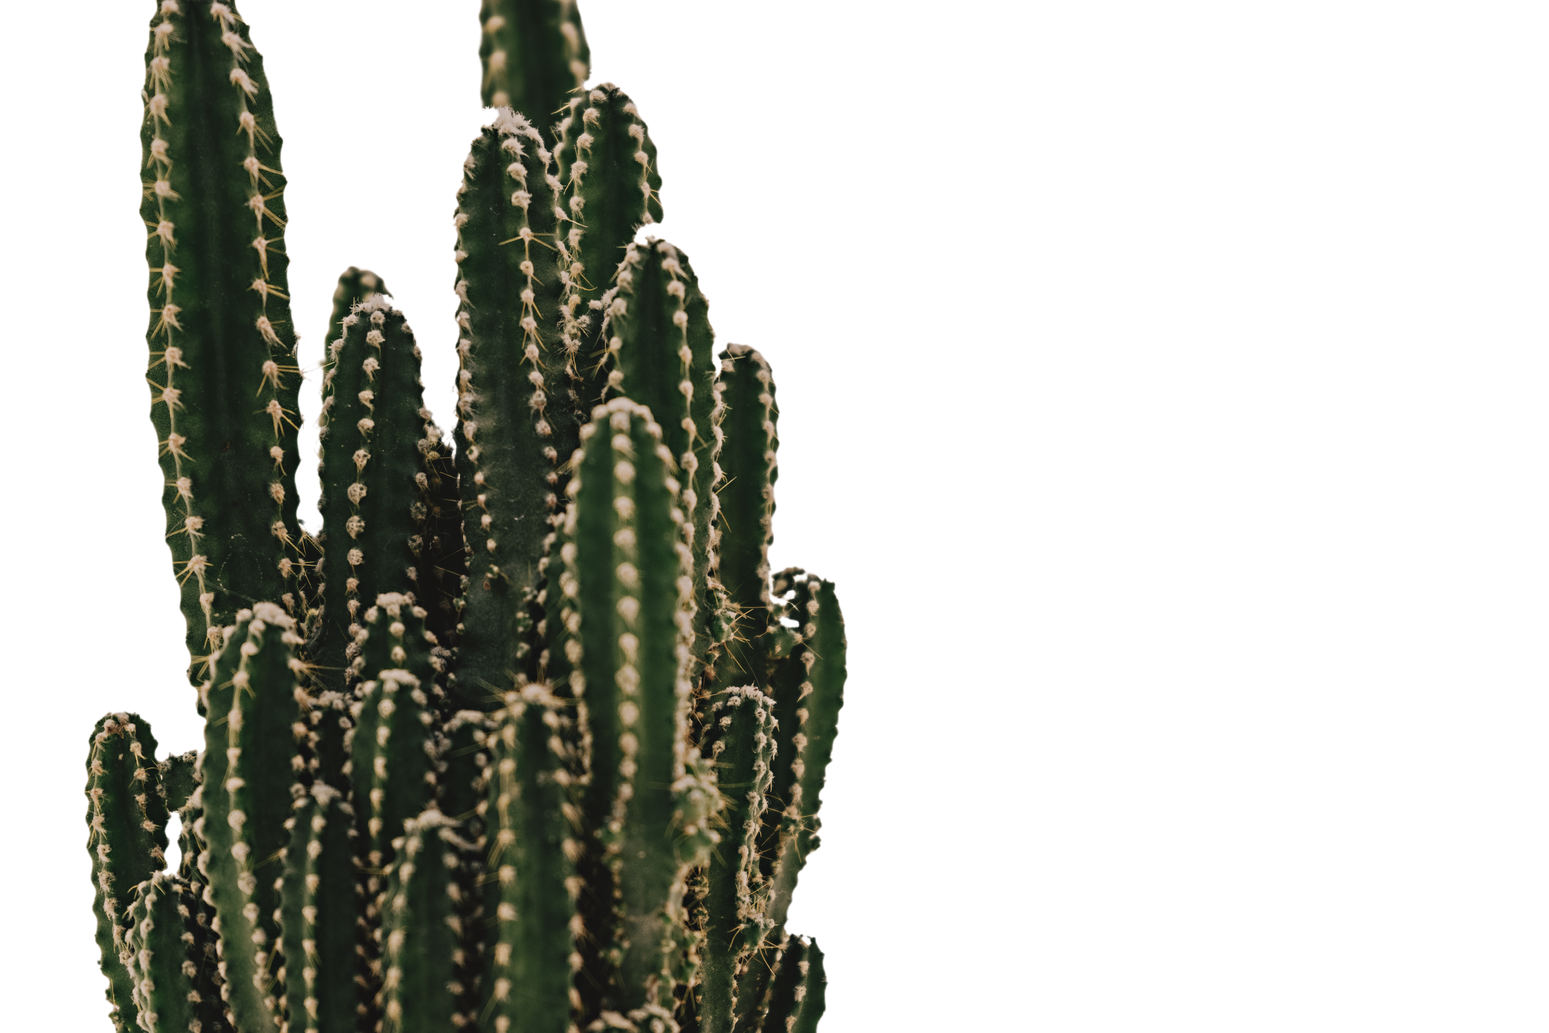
[92,3,842,1031]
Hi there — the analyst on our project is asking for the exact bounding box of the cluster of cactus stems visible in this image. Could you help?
[88,2,845,1032]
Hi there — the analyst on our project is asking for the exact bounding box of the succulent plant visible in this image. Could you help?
[88,2,845,1031]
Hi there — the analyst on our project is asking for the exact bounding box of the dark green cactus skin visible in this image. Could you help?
[697,688,776,1032]
[380,810,478,1030]
[314,294,439,692]
[124,872,228,1033]
[597,240,720,663]
[452,110,574,709]
[197,604,306,1033]
[480,0,590,130]
[277,785,358,1033]
[707,345,778,695]
[160,749,199,812]
[552,84,664,399]
[758,936,826,1033]
[486,685,579,1033]
[140,0,305,680]
[86,713,169,1033]
[415,431,465,663]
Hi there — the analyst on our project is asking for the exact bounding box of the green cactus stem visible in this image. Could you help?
[197,603,306,1033]
[141,0,304,678]
[321,266,388,371]
[758,936,826,1033]
[706,345,778,694]
[314,295,441,691]
[277,784,358,1033]
[595,239,720,666]
[86,713,170,1033]
[452,108,575,707]
[696,687,777,1032]
[485,683,580,1033]
[124,872,227,1033]
[380,809,481,1031]
[552,84,663,396]
[558,398,723,1025]
[480,0,589,129]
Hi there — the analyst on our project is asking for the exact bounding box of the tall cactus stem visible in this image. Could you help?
[140,0,304,679]
[479,0,590,130]
[757,936,825,1033]
[125,872,227,1033]
[277,784,359,1033]
[321,266,388,372]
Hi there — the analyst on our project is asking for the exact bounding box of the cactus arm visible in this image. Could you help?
[484,684,579,1033]
[595,240,720,670]
[197,603,306,1033]
[378,810,478,1030]
[321,266,388,371]
[706,346,778,692]
[85,712,169,1033]
[416,431,466,661]
[452,109,573,707]
[123,873,212,1033]
[141,0,304,678]
[479,0,589,128]
[277,784,358,1033]
[696,688,776,1032]
[314,295,439,690]
[552,84,663,395]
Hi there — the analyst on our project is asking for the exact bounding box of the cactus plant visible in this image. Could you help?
[91,2,844,1030]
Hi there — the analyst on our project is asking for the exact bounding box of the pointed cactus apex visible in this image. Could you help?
[322,266,389,370]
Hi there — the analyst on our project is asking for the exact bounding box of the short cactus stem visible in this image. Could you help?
[315,295,440,690]
[452,108,574,708]
[196,603,307,1033]
[85,713,169,1033]
[140,0,305,677]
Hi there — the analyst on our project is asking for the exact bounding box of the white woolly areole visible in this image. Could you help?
[355,293,395,315]
[251,602,293,628]
[491,106,534,138]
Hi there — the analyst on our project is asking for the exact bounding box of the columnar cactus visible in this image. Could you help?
[90,2,844,1031]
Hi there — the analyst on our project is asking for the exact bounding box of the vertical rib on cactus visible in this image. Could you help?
[757,936,825,1033]
[197,603,306,1033]
[380,810,479,1030]
[86,713,169,1033]
[486,684,580,1033]
[696,688,776,1032]
[453,109,573,709]
[558,398,723,1026]
[706,345,778,693]
[278,784,358,1033]
[595,239,720,672]
[552,84,663,399]
[480,0,589,130]
[141,0,304,679]
[315,294,440,691]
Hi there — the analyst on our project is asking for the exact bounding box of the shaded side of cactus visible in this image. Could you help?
[140,0,305,679]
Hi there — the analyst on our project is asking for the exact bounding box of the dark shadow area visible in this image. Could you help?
[3,6,185,1028]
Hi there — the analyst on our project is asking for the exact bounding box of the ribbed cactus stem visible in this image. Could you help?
[380,809,480,1031]
[86,713,170,1033]
[758,936,826,1033]
[559,398,723,1025]
[125,872,226,1033]
[486,683,581,1033]
[197,603,306,1033]
[480,0,589,129]
[595,239,720,668]
[315,294,440,689]
[453,108,573,708]
[140,0,304,678]
[277,784,358,1033]
[552,84,663,397]
[706,345,778,693]
[696,687,777,1032]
